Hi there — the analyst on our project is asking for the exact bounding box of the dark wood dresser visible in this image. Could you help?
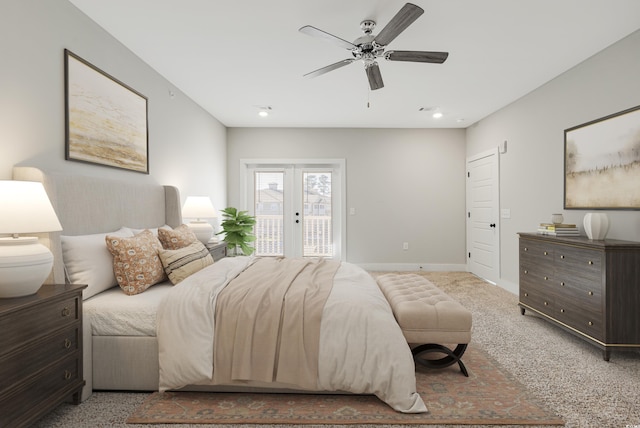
[518,232,640,360]
[0,284,86,427]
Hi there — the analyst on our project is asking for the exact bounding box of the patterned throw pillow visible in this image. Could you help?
[159,241,214,284]
[105,229,166,295]
[158,224,198,250]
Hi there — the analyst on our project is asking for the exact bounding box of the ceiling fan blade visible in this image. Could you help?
[373,3,424,47]
[365,62,384,90]
[304,59,356,79]
[385,50,449,63]
[299,25,356,50]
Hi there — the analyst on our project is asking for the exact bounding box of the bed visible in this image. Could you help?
[12,166,426,414]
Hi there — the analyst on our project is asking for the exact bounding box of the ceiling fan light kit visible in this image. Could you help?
[299,3,449,90]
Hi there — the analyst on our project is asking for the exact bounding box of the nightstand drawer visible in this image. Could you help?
[0,355,82,428]
[0,294,79,355]
[0,326,79,396]
[206,242,227,261]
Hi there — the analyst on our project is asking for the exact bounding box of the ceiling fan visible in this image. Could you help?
[299,3,448,91]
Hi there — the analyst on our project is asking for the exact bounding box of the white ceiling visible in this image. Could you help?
[68,0,640,129]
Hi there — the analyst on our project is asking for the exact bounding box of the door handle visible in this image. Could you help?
[489,223,496,228]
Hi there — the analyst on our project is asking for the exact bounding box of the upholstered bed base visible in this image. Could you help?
[13,166,182,401]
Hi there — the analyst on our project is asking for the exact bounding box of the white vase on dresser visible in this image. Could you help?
[583,212,610,240]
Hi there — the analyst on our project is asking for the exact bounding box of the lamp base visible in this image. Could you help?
[0,237,53,298]
[187,221,214,245]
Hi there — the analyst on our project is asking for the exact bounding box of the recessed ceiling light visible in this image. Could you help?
[432,111,443,119]
[257,106,272,117]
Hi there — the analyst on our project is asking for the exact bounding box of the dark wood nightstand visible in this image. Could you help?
[206,241,227,261]
[0,283,86,428]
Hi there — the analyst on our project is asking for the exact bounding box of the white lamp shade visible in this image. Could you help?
[0,180,62,234]
[181,196,217,220]
[182,196,217,244]
[0,180,61,298]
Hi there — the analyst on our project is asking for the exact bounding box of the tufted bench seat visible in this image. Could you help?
[376,273,472,376]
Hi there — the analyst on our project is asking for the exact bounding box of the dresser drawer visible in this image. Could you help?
[520,240,555,264]
[553,297,603,340]
[520,285,555,315]
[0,355,81,427]
[0,294,79,356]
[556,277,602,312]
[0,326,79,396]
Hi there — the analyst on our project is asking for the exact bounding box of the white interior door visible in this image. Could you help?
[466,148,500,282]
[242,160,345,260]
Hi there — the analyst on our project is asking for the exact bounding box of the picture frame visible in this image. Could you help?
[564,104,640,209]
[64,49,149,174]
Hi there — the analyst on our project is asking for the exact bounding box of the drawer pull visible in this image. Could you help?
[588,261,593,265]
[588,291,594,296]
[543,251,548,256]
[524,247,528,252]
[560,309,565,313]
[588,321,593,326]
[64,338,72,349]
[560,255,565,259]
[524,269,528,274]
[544,301,549,306]
[64,370,72,380]
[544,276,548,280]
[524,292,529,297]
[560,282,565,286]
[61,307,71,317]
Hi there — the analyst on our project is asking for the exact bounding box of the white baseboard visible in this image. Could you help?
[357,262,468,272]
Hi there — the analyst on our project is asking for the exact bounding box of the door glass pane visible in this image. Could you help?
[254,171,284,256]
[302,171,332,257]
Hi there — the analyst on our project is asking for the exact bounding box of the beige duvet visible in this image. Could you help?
[157,256,427,413]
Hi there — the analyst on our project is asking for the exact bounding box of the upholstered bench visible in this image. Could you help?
[376,273,472,376]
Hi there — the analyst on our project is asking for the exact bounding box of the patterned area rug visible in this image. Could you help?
[127,346,564,425]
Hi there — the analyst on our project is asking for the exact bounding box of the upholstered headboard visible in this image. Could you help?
[12,166,182,284]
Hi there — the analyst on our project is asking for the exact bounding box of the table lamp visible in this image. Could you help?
[181,196,217,244]
[0,180,62,298]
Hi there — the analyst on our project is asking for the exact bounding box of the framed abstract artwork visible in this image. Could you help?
[64,49,149,173]
[564,105,640,209]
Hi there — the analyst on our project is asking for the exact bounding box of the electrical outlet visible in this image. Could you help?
[403,242,409,250]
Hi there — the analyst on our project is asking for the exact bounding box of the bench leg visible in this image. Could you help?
[412,343,469,377]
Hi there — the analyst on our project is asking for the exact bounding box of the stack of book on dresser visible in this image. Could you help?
[537,223,580,236]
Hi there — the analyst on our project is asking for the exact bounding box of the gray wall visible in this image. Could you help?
[0,0,227,213]
[467,29,640,287]
[227,128,467,269]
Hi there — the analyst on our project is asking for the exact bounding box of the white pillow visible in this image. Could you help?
[61,227,134,300]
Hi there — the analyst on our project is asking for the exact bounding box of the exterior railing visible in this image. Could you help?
[254,215,332,257]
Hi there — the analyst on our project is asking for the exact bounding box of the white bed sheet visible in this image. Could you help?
[84,282,173,336]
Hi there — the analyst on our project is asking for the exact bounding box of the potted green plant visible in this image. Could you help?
[216,207,256,256]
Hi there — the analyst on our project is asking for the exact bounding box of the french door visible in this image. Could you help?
[241,160,345,260]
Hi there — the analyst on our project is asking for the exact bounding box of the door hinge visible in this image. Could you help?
[468,252,471,258]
